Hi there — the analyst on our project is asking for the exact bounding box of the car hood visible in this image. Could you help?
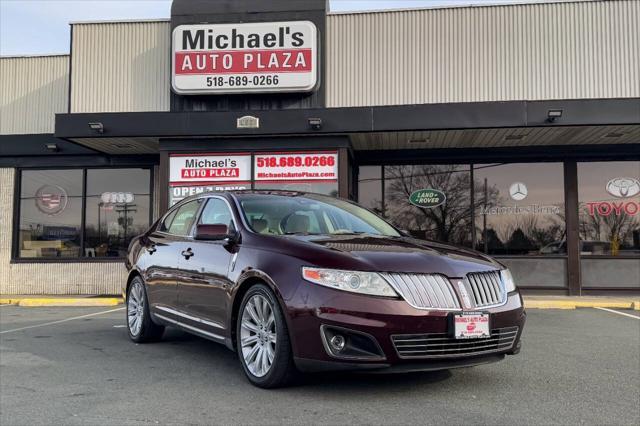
[281,234,501,278]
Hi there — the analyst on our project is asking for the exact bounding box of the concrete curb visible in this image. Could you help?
[524,299,640,310]
[0,297,123,307]
[2,297,638,310]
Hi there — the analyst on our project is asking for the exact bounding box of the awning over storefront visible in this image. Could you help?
[53,98,640,155]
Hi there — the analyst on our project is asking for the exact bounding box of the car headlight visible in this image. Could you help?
[500,269,517,292]
[302,267,398,297]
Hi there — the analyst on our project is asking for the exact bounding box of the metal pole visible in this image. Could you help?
[483,177,488,254]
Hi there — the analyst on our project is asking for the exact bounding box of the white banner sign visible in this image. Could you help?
[172,21,318,94]
[254,152,338,182]
[169,154,252,184]
[170,184,249,206]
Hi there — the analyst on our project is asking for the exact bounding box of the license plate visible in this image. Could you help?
[453,312,490,339]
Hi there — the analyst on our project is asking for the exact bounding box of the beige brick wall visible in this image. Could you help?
[0,168,128,295]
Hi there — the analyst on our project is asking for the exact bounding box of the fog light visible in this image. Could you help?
[330,334,346,352]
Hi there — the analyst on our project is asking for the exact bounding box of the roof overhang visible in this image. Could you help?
[54,98,640,155]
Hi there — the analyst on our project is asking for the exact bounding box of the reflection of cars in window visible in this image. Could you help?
[539,240,621,255]
[125,191,525,388]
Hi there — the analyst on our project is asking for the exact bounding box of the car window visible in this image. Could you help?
[158,209,178,232]
[167,199,202,236]
[238,194,401,236]
[199,198,235,231]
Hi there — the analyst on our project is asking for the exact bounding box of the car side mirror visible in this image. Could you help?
[195,224,235,241]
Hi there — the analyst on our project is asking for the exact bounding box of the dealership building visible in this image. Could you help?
[0,0,638,296]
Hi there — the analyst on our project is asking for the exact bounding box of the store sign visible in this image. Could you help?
[586,177,640,217]
[586,201,639,217]
[101,192,134,204]
[409,189,446,208]
[509,182,528,201]
[605,177,640,198]
[254,152,338,181]
[170,184,249,205]
[35,185,68,216]
[169,154,252,184]
[172,21,318,94]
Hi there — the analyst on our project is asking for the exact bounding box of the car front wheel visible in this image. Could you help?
[126,276,164,343]
[236,284,296,388]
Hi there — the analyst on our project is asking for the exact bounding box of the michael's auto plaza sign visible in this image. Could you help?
[172,21,318,94]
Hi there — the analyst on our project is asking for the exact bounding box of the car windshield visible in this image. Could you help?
[236,193,401,237]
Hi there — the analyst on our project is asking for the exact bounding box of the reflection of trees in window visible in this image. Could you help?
[578,202,640,253]
[475,170,565,255]
[384,165,472,246]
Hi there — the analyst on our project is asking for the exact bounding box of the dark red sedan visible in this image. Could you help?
[125,191,525,388]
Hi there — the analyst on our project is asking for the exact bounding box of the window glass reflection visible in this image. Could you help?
[474,163,565,255]
[578,161,640,256]
[253,182,338,197]
[358,166,383,215]
[19,170,83,258]
[384,165,472,247]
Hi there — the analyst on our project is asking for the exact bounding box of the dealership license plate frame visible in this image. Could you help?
[451,311,491,339]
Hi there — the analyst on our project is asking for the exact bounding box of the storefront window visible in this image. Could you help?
[84,169,151,257]
[19,170,83,258]
[474,163,565,256]
[578,161,640,256]
[17,168,152,259]
[384,165,473,247]
[357,166,383,215]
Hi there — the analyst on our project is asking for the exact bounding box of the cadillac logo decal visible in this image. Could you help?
[606,177,640,198]
[35,185,68,216]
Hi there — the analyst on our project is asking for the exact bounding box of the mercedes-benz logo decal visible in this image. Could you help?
[606,177,640,198]
[509,182,528,201]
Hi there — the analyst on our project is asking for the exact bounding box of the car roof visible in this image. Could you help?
[173,189,327,206]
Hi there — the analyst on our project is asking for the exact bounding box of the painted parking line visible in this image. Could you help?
[594,307,640,320]
[0,307,125,334]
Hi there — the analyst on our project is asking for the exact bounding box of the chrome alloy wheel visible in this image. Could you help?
[127,281,145,337]
[240,294,277,377]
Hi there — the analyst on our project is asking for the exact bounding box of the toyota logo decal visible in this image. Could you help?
[606,177,640,198]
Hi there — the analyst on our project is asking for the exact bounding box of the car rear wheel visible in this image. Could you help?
[237,284,296,388]
[127,276,164,343]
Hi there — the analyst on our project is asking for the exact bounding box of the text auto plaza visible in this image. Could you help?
[0,0,638,296]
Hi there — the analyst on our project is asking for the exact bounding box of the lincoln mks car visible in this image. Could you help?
[125,191,525,388]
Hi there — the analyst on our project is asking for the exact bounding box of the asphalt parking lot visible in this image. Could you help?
[1,306,638,426]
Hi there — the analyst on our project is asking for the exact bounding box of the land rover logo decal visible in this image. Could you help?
[35,185,68,216]
[409,189,446,208]
[606,177,640,198]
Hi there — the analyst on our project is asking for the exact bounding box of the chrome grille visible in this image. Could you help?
[392,326,519,358]
[381,273,460,310]
[466,271,505,307]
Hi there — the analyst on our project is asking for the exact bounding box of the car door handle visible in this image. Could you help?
[146,246,157,254]
[181,248,194,259]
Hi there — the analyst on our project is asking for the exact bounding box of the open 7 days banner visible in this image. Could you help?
[169,154,251,205]
[172,21,318,94]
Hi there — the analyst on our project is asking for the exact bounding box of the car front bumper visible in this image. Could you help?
[286,286,526,373]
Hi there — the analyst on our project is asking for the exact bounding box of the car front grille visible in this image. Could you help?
[392,326,519,358]
[380,273,460,310]
[466,271,505,307]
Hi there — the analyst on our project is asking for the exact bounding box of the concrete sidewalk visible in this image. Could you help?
[524,295,640,310]
[2,294,639,309]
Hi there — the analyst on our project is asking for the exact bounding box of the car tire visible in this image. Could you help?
[236,283,297,388]
[126,276,164,343]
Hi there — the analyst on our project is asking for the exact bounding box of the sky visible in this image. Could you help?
[0,0,572,56]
